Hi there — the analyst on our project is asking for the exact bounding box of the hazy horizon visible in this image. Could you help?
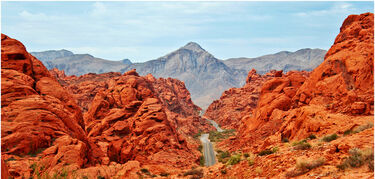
[2,1,373,62]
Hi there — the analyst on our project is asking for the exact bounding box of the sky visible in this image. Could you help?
[2,1,373,62]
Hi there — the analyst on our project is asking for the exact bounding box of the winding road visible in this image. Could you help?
[199,113,223,166]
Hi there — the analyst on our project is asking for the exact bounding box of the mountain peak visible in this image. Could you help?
[121,58,132,65]
[181,42,205,52]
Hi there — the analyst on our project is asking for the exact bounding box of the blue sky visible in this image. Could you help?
[2,1,373,62]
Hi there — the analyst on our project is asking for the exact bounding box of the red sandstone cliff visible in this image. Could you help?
[205,13,374,178]
[1,34,89,177]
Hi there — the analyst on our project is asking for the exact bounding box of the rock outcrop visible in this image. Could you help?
[204,69,285,129]
[2,34,213,178]
[1,34,90,177]
[205,13,374,178]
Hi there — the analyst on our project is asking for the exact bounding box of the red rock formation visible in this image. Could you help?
[1,34,91,177]
[2,34,213,178]
[293,13,374,116]
[204,69,305,129]
[208,12,374,178]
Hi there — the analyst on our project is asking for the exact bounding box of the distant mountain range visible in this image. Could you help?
[31,43,326,109]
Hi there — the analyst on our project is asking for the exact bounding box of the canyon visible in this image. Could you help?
[1,12,374,179]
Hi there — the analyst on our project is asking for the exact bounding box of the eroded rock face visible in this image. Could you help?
[1,34,89,177]
[204,69,308,130]
[209,13,374,178]
[2,34,212,178]
[84,73,187,164]
[204,69,279,129]
[294,12,374,115]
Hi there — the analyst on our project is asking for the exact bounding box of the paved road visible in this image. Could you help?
[200,134,216,166]
[204,117,223,132]
[199,111,224,166]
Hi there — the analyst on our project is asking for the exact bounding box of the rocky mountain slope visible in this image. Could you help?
[223,48,326,74]
[32,44,325,109]
[1,34,214,178]
[123,42,248,109]
[204,12,374,178]
[31,50,130,76]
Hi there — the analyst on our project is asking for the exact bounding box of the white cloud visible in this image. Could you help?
[294,2,356,17]
[19,10,56,21]
[90,2,108,17]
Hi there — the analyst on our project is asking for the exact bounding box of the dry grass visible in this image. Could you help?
[285,158,325,177]
[337,148,374,171]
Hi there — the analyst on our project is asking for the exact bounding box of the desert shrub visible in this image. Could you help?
[307,134,317,140]
[337,148,374,171]
[30,163,37,173]
[255,167,263,175]
[97,176,105,179]
[258,149,273,156]
[322,133,338,142]
[208,129,236,142]
[248,158,254,166]
[220,169,227,174]
[60,168,68,178]
[286,158,325,177]
[199,156,205,166]
[197,144,202,152]
[293,140,311,150]
[226,154,241,165]
[258,146,278,156]
[354,123,374,133]
[5,157,16,162]
[343,129,353,136]
[217,150,230,163]
[183,169,203,178]
[243,153,250,158]
[282,138,289,143]
[193,131,202,139]
[140,168,150,175]
[160,172,170,177]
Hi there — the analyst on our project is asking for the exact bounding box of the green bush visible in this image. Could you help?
[193,131,202,139]
[140,168,150,175]
[160,172,170,177]
[220,169,227,174]
[208,129,236,142]
[282,138,289,143]
[226,154,241,165]
[258,149,273,156]
[293,140,311,150]
[322,133,338,142]
[97,176,105,179]
[5,157,16,162]
[198,144,202,152]
[217,150,230,163]
[243,153,250,158]
[343,129,353,136]
[199,155,205,166]
[307,134,316,140]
